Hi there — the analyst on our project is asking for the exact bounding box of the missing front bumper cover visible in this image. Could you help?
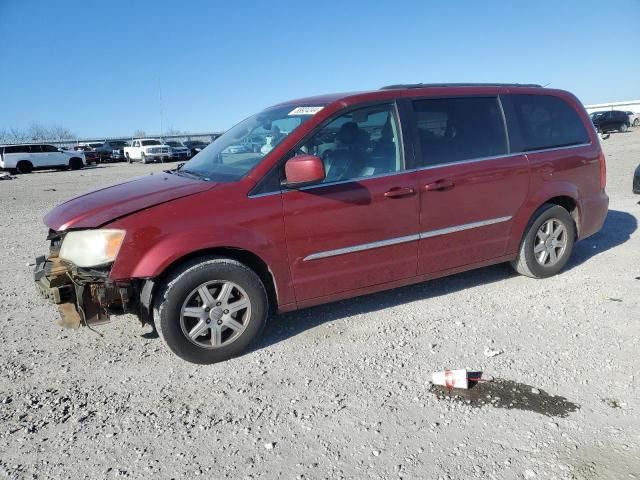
[34,255,134,328]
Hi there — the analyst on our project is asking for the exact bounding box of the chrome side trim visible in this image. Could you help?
[302,215,512,261]
[303,233,420,261]
[419,215,512,239]
[522,142,591,155]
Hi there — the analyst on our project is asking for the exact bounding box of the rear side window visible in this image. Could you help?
[3,145,27,153]
[28,145,43,153]
[412,97,508,167]
[510,95,589,151]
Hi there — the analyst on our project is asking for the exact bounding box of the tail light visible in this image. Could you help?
[598,150,607,190]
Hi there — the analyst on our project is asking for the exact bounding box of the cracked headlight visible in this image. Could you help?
[59,229,126,267]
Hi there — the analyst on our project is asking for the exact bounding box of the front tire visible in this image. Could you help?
[154,257,269,364]
[511,204,576,278]
[141,152,147,164]
[633,118,639,127]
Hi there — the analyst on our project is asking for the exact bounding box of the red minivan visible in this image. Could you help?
[34,84,609,364]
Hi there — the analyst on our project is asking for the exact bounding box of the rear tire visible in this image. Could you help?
[15,160,33,174]
[69,157,84,170]
[511,204,576,278]
[154,257,269,364]
[619,123,628,133]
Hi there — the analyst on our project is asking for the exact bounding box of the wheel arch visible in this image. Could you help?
[508,191,581,254]
[148,247,278,313]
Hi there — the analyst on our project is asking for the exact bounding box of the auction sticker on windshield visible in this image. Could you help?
[289,106,324,115]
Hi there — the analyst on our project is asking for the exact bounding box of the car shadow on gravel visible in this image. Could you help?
[253,209,636,353]
[254,263,515,352]
[567,209,636,270]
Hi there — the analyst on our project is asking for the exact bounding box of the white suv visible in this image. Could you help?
[0,144,86,174]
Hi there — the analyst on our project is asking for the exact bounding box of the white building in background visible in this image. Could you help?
[585,100,640,114]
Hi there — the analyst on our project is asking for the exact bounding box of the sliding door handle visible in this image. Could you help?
[425,179,454,191]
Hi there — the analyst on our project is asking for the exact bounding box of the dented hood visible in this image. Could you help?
[44,172,216,231]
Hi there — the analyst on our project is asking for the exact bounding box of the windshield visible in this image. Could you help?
[179,104,324,181]
[111,141,127,147]
[141,140,161,146]
[166,141,182,147]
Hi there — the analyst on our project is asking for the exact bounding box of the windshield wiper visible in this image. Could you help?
[173,169,208,181]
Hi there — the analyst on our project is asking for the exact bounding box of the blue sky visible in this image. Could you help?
[1,0,639,138]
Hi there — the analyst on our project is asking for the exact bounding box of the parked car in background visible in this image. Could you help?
[222,143,251,154]
[124,139,171,163]
[634,164,640,194]
[165,141,192,160]
[1,144,85,173]
[591,110,631,133]
[95,140,128,162]
[34,83,608,364]
[72,145,99,165]
[625,111,639,127]
[183,140,209,156]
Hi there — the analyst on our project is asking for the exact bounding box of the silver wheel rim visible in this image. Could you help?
[534,218,568,267]
[180,280,252,349]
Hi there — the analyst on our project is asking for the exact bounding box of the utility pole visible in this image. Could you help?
[158,79,164,139]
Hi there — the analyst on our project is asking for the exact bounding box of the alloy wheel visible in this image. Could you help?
[179,280,252,349]
[533,218,568,267]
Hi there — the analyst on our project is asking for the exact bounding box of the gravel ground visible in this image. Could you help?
[0,133,638,480]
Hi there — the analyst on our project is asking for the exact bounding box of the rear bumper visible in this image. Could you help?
[578,191,609,240]
[34,254,137,329]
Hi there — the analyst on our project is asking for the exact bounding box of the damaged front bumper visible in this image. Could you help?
[34,254,135,329]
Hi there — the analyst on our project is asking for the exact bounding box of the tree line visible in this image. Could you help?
[0,124,188,144]
[0,124,76,144]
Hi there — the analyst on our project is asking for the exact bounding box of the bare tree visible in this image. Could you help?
[46,125,76,141]
[164,127,184,136]
[133,129,147,138]
[0,124,76,143]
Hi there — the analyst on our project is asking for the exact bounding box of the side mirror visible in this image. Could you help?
[282,154,325,188]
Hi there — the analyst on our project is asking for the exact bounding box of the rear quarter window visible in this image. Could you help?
[510,94,589,151]
[3,145,26,154]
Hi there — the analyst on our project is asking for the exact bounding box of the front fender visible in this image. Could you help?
[105,184,293,306]
[119,225,278,279]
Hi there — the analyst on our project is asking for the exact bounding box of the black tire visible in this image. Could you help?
[154,257,269,364]
[15,160,33,174]
[69,157,84,170]
[126,153,132,163]
[633,118,639,127]
[619,123,628,133]
[511,204,576,278]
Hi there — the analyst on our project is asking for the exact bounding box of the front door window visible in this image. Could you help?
[300,103,403,183]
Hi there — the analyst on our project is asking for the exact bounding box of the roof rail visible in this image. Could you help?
[380,83,543,90]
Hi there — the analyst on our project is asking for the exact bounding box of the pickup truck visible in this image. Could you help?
[124,139,171,163]
[95,140,129,162]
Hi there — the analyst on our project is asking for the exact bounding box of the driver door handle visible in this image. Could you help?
[384,187,415,198]
[425,179,455,191]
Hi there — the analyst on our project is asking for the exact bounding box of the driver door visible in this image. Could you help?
[281,103,420,303]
